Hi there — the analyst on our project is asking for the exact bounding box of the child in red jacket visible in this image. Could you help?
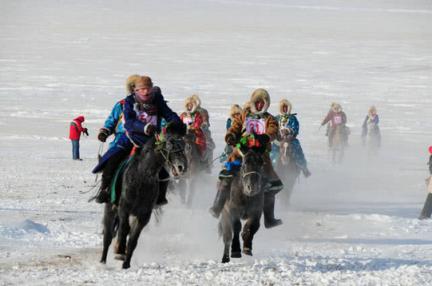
[69,115,88,160]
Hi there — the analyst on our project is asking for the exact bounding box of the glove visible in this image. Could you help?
[166,121,187,136]
[83,128,89,136]
[254,134,270,146]
[144,124,157,136]
[97,128,109,142]
[225,133,236,146]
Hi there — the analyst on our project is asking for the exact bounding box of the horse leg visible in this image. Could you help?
[220,209,233,263]
[186,178,196,208]
[122,212,152,269]
[242,216,260,256]
[231,218,242,258]
[178,179,187,204]
[100,203,116,263]
[115,205,130,260]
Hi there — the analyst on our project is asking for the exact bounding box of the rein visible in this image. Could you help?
[242,171,261,179]
[156,137,184,173]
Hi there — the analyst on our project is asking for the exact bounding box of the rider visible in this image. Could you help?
[180,95,207,162]
[97,74,140,147]
[93,75,185,206]
[321,103,349,147]
[209,88,284,228]
[191,94,215,172]
[361,105,381,146]
[219,104,243,162]
[273,99,311,177]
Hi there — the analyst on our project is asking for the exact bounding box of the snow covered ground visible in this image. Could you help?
[1,0,432,284]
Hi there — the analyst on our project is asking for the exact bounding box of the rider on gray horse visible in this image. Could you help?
[210,88,284,228]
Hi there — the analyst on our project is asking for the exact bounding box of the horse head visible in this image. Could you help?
[158,132,188,179]
[183,130,196,162]
[239,149,264,197]
[279,128,294,166]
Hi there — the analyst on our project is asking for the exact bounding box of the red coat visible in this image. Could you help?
[69,116,85,140]
[180,111,206,155]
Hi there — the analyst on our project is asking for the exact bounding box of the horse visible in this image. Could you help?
[274,129,300,205]
[219,148,264,263]
[100,132,187,269]
[175,130,205,207]
[365,122,381,155]
[329,124,348,164]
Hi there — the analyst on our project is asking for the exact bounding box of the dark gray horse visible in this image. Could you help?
[365,122,381,155]
[275,131,300,205]
[219,148,264,263]
[100,132,187,269]
[176,130,204,207]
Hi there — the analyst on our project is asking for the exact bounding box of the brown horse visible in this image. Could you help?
[329,125,348,164]
[219,148,264,263]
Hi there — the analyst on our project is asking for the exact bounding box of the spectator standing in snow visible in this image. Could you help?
[419,146,432,219]
[69,115,88,160]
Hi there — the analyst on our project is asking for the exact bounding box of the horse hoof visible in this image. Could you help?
[100,259,106,264]
[231,251,241,258]
[243,248,253,256]
[115,254,126,261]
[222,255,230,263]
[122,261,130,269]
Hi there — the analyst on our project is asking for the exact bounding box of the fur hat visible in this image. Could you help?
[368,105,377,115]
[134,76,153,90]
[279,99,292,114]
[125,74,141,94]
[184,95,198,113]
[250,88,270,114]
[332,103,342,112]
[243,101,252,113]
[191,94,202,108]
[229,104,242,118]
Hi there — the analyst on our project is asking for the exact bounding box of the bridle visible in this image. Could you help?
[157,137,185,172]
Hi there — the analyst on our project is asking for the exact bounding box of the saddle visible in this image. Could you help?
[109,149,136,204]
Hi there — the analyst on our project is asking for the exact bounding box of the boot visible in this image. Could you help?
[209,179,231,218]
[95,175,111,204]
[156,180,169,206]
[263,192,282,228]
[95,150,128,204]
[419,193,432,219]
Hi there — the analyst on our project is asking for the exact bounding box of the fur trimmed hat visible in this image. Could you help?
[250,88,270,114]
[229,104,242,117]
[184,95,199,113]
[126,74,141,94]
[279,99,292,114]
[332,103,342,112]
[191,94,202,108]
[134,76,153,90]
[243,101,252,113]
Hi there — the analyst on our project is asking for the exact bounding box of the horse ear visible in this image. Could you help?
[166,121,187,137]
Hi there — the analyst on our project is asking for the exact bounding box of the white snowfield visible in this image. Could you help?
[1,0,432,285]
